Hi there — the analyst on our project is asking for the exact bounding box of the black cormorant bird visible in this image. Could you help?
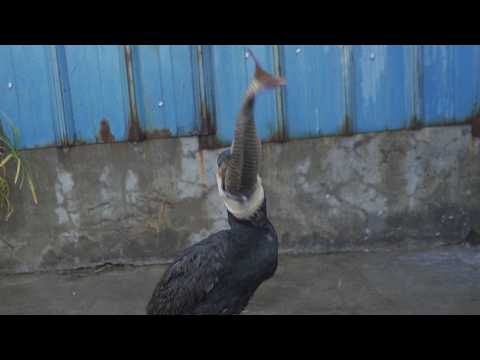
[146,49,286,315]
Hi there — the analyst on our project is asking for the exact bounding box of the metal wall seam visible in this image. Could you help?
[124,45,144,142]
[341,45,355,135]
[196,45,215,136]
[273,45,286,142]
[410,45,424,129]
[51,45,75,146]
[2,45,480,151]
[1,46,65,149]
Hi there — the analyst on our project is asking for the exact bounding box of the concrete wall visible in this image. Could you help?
[1,125,479,274]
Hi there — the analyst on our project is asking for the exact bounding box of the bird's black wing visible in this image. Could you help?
[146,230,230,315]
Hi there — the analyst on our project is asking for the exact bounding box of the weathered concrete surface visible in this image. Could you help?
[1,245,480,315]
[1,125,479,274]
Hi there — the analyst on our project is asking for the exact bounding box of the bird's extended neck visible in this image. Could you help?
[227,197,270,229]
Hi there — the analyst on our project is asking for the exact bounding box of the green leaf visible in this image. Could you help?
[27,175,38,205]
[0,153,13,168]
[14,158,21,184]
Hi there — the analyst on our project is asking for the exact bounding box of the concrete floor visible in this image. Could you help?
[1,244,480,315]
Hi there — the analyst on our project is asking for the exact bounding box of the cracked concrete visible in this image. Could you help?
[0,125,479,274]
[1,244,479,315]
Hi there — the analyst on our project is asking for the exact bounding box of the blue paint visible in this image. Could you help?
[282,45,346,138]
[199,46,216,134]
[53,45,75,144]
[208,45,280,143]
[63,45,130,143]
[1,45,480,151]
[422,45,480,125]
[352,45,415,133]
[0,45,62,149]
[452,46,480,119]
[132,46,200,136]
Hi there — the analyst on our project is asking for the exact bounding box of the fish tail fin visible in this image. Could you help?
[246,48,286,95]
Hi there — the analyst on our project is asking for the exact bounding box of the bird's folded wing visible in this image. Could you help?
[146,231,229,315]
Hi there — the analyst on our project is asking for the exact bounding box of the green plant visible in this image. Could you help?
[0,112,38,220]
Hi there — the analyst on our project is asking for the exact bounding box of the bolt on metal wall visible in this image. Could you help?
[0,45,479,150]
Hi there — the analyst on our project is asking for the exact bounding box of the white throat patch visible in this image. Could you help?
[216,174,265,220]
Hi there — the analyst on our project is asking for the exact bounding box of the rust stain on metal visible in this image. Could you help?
[198,135,227,150]
[200,104,216,136]
[57,135,76,148]
[197,150,206,178]
[341,114,353,136]
[58,139,71,148]
[410,116,425,130]
[265,128,285,143]
[127,116,146,142]
[264,120,285,143]
[146,129,173,140]
[124,45,145,143]
[198,101,223,150]
[99,118,115,143]
[74,139,87,146]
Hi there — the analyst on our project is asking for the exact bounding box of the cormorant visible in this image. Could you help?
[146,49,286,315]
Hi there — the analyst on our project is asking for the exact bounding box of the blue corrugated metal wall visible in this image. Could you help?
[132,45,201,137]
[0,46,63,148]
[62,45,131,144]
[1,45,479,150]
[283,45,346,137]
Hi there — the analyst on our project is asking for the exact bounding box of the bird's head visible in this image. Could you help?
[216,148,231,191]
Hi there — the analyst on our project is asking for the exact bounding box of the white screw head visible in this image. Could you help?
[7,82,13,89]
[370,53,375,60]
[296,48,302,54]
[158,101,164,108]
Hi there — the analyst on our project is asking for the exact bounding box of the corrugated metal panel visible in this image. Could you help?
[352,45,416,133]
[1,45,480,151]
[422,45,480,125]
[132,45,201,137]
[208,45,281,144]
[0,45,63,148]
[61,45,131,144]
[282,45,346,139]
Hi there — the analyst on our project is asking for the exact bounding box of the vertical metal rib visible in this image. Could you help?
[273,45,286,142]
[51,45,74,146]
[123,45,143,142]
[411,45,424,127]
[341,45,355,135]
